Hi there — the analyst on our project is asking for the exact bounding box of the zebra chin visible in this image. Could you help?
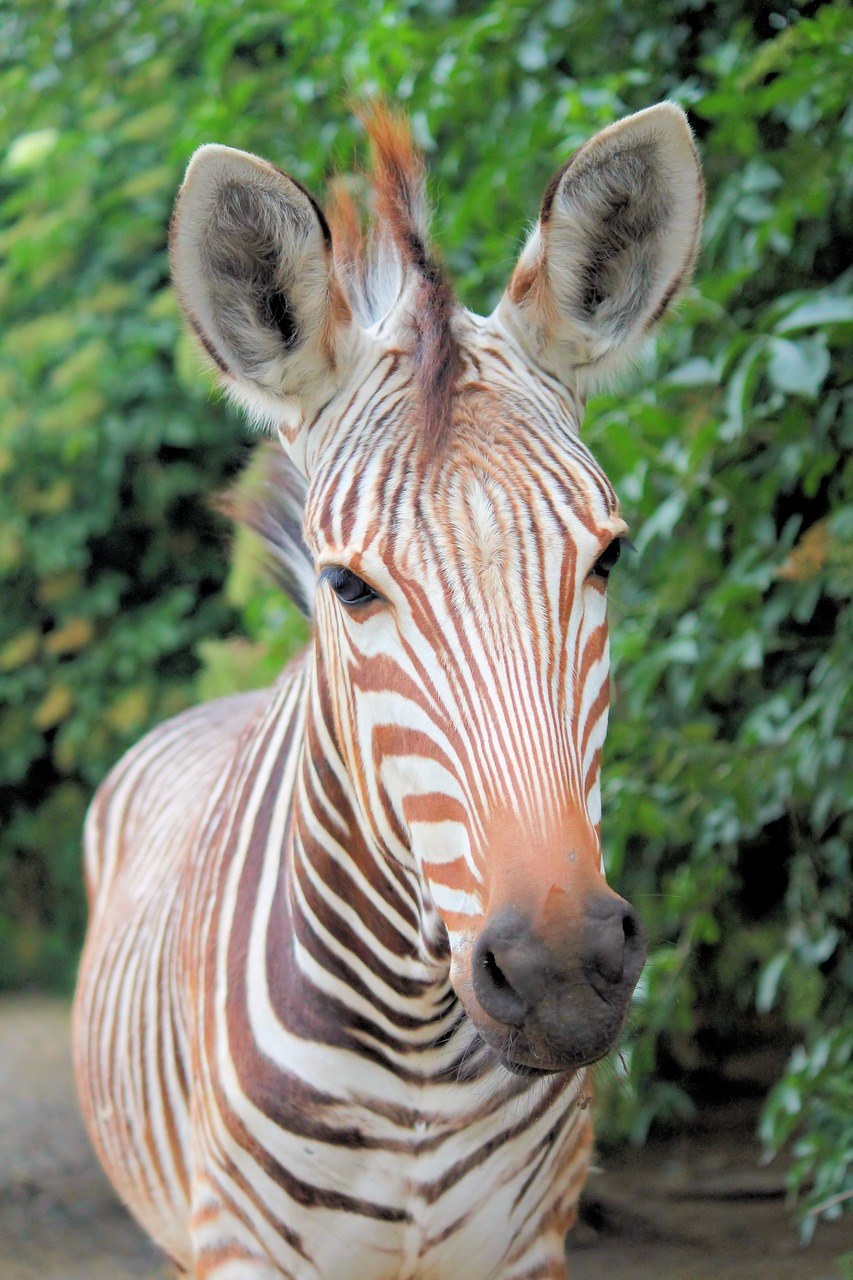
[472,1012,631,1079]
[451,900,648,1076]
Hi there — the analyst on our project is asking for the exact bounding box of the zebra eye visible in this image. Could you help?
[323,565,379,607]
[589,537,626,582]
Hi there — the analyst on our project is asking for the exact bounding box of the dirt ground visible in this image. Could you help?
[0,997,849,1280]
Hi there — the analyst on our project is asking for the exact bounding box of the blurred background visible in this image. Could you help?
[0,0,850,1273]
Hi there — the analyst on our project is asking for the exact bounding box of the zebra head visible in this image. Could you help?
[171,105,703,1076]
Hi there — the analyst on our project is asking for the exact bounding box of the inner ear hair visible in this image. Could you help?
[200,177,310,371]
[170,145,351,427]
[498,104,704,388]
[560,141,673,336]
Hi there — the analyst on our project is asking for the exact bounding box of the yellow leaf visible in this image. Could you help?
[0,528,22,571]
[4,311,76,357]
[34,684,74,729]
[147,287,179,321]
[53,730,78,772]
[85,283,132,315]
[37,571,81,606]
[0,208,67,254]
[23,478,73,516]
[31,250,76,291]
[777,522,829,581]
[106,687,151,733]
[44,617,94,655]
[119,103,177,142]
[0,406,28,441]
[0,630,39,671]
[87,105,123,133]
[120,165,173,201]
[37,389,106,432]
[50,340,108,391]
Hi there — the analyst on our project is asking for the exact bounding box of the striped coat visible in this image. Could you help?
[73,103,703,1278]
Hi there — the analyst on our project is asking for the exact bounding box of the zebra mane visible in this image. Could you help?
[221,443,315,620]
[327,103,459,444]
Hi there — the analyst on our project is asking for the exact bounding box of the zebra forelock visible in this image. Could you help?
[327,102,460,446]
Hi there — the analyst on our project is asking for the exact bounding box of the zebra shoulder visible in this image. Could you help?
[82,689,270,905]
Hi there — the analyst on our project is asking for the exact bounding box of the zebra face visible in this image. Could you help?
[303,365,647,1073]
[171,102,702,1074]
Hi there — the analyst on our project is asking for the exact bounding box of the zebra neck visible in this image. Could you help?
[263,659,462,1070]
[227,664,575,1095]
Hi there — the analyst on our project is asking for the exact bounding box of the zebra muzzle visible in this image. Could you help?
[469,896,647,1073]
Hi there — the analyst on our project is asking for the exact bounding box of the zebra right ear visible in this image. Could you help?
[170,145,362,437]
[493,104,703,392]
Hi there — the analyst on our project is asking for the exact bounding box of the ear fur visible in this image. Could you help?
[495,103,704,389]
[170,145,360,430]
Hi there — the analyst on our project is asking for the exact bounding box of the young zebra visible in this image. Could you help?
[73,104,703,1279]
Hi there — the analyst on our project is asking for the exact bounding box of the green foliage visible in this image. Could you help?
[760,1027,853,1242]
[577,11,852,1244]
[2,0,850,1237]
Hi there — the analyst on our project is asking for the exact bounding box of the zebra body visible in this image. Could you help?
[76,670,590,1278]
[74,104,703,1277]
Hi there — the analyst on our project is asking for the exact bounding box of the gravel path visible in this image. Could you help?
[0,997,848,1279]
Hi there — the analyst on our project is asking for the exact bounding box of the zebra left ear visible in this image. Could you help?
[170,144,365,447]
[494,104,704,390]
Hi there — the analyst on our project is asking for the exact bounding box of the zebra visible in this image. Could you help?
[73,102,703,1279]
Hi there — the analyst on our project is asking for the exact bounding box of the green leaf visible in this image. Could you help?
[4,128,59,173]
[757,952,789,1013]
[776,295,853,334]
[767,336,831,397]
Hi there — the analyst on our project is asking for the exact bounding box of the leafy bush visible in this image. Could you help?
[2,0,849,1236]
[760,1026,853,1241]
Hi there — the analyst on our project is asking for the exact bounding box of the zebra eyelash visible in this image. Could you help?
[588,535,633,582]
[320,565,383,608]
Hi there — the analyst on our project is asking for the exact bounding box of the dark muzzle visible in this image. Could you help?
[471,895,646,1073]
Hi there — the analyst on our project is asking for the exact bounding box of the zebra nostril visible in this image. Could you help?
[621,903,646,974]
[583,896,646,995]
[472,937,527,1028]
[483,950,509,991]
